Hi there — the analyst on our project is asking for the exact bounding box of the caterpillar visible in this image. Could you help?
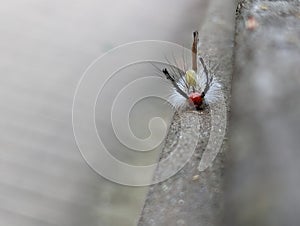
[160,31,222,110]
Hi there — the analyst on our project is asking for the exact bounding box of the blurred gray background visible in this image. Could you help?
[0,0,210,225]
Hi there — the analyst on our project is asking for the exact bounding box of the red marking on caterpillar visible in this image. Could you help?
[189,92,203,108]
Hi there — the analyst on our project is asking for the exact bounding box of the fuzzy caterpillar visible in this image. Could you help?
[162,31,222,110]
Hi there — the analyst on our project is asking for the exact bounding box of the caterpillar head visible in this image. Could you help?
[188,92,205,109]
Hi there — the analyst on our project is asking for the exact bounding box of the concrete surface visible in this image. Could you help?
[226,0,300,225]
[138,0,237,225]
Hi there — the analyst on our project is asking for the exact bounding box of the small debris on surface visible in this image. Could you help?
[245,15,259,30]
[260,5,268,11]
[192,175,200,181]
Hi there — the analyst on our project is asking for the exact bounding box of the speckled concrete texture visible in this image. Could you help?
[138,0,236,225]
[226,0,300,225]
